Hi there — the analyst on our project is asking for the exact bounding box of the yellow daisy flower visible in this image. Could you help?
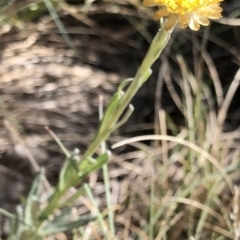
[143,0,223,31]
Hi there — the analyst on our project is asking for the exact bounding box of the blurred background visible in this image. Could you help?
[0,0,240,239]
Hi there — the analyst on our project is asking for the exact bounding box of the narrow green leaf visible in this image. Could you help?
[98,91,124,134]
[59,186,86,208]
[43,0,77,52]
[48,209,72,226]
[24,169,44,226]
[59,155,79,191]
[45,126,71,158]
[118,78,133,92]
[9,205,24,240]
[42,215,96,236]
[112,104,134,131]
[20,230,37,240]
[59,159,71,190]
[78,151,111,178]
[0,208,15,219]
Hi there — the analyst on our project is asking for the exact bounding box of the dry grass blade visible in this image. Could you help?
[168,197,223,221]
[155,211,184,240]
[232,185,240,240]
[217,18,240,26]
[217,68,240,128]
[112,134,234,193]
[201,51,223,107]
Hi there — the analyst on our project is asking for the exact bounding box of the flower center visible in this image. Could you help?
[154,0,213,14]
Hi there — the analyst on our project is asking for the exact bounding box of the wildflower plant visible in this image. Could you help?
[144,0,223,30]
[0,0,226,239]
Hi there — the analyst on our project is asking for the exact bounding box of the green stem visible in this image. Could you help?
[39,25,172,224]
[99,98,116,237]
[82,26,172,160]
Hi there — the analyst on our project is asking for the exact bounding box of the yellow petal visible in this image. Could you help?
[153,7,169,20]
[197,5,222,19]
[178,21,188,29]
[189,18,200,31]
[144,0,223,31]
[164,14,178,31]
[143,0,157,7]
[197,17,210,26]
[178,15,189,25]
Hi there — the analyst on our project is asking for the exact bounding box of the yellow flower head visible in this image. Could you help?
[143,0,223,31]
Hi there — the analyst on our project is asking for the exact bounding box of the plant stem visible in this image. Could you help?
[39,24,172,223]
[82,26,172,160]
